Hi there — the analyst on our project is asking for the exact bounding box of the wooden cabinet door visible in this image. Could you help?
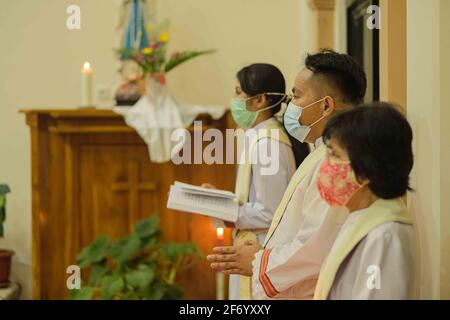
[24,110,235,300]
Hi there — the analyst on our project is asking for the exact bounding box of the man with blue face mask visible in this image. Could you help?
[208,49,368,299]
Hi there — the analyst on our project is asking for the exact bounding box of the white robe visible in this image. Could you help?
[252,139,348,299]
[328,209,415,300]
[229,118,297,300]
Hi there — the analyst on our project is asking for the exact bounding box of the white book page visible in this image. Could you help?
[174,181,236,199]
[167,185,238,222]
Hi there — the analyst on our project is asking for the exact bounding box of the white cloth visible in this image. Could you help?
[328,209,415,300]
[114,78,225,163]
[229,118,297,300]
[251,148,348,300]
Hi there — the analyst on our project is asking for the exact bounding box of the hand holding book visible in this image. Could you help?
[167,181,239,222]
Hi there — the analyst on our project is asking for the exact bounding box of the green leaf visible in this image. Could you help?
[76,235,110,268]
[88,261,108,286]
[142,282,165,300]
[125,264,155,290]
[141,230,162,248]
[164,50,216,73]
[109,234,141,264]
[134,215,159,238]
[0,185,10,195]
[163,284,183,300]
[123,291,140,300]
[160,242,203,261]
[70,287,96,300]
[100,274,125,300]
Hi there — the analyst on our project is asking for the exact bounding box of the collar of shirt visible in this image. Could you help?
[244,117,278,139]
[343,207,367,228]
[252,117,278,131]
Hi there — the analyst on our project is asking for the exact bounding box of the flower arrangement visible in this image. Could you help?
[117,19,215,77]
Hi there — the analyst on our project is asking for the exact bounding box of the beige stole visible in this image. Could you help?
[262,143,327,248]
[313,198,413,300]
[234,120,291,300]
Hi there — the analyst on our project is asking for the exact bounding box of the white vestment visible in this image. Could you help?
[228,118,297,300]
[327,209,415,300]
[252,139,348,299]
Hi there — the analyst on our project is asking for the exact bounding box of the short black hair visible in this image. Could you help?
[237,63,310,169]
[323,102,414,199]
[237,63,286,114]
[305,49,367,105]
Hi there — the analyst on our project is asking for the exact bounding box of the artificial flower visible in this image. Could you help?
[159,32,169,43]
[142,47,153,55]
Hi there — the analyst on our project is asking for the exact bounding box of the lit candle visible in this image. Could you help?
[81,62,93,107]
[216,227,224,245]
[216,227,225,300]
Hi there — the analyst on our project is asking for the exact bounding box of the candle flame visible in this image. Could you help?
[83,62,91,70]
[216,227,224,240]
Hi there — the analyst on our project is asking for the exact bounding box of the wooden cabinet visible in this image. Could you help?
[22,108,235,300]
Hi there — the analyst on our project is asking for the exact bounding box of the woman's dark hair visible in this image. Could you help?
[323,102,414,199]
[237,63,287,114]
[237,63,310,168]
[305,49,367,105]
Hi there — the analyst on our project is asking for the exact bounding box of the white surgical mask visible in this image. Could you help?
[283,98,327,142]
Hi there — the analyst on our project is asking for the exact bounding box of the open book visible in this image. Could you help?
[167,181,239,222]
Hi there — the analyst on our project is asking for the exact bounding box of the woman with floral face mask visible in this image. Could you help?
[314,102,415,300]
[202,63,309,299]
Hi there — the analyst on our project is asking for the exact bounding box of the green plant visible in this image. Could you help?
[0,184,11,237]
[70,214,202,300]
[117,19,216,76]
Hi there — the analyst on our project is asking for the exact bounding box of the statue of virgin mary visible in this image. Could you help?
[116,0,154,91]
[113,0,225,163]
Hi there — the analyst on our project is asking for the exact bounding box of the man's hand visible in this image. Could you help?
[206,240,263,276]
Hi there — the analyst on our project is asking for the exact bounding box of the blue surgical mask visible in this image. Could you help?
[283,98,327,142]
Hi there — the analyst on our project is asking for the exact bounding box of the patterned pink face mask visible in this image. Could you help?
[317,157,362,207]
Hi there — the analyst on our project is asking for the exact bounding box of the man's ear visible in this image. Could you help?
[322,96,336,117]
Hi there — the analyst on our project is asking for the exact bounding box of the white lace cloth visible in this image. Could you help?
[114,79,225,163]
